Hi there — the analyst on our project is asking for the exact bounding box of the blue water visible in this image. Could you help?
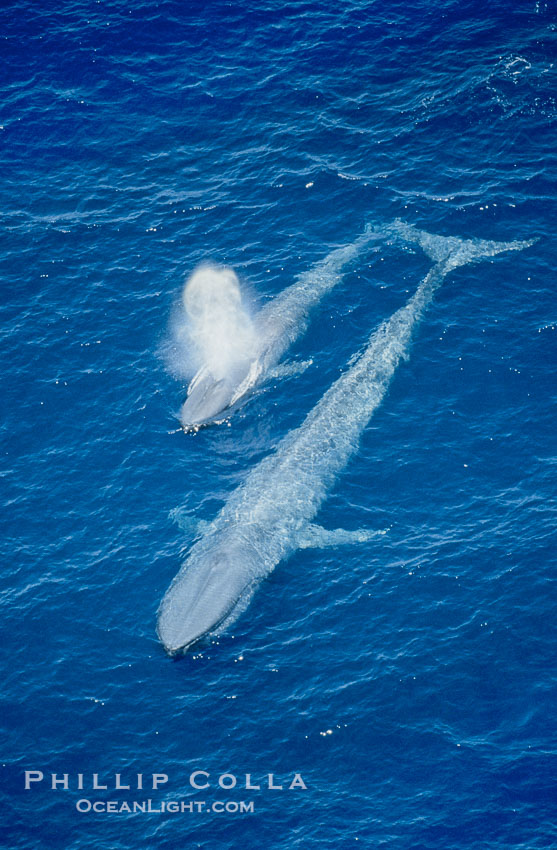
[1,0,556,847]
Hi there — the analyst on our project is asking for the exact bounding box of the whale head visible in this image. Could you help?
[157,546,254,655]
[179,360,256,432]
[180,370,237,431]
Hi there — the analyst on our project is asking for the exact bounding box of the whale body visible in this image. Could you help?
[179,225,380,430]
[158,222,535,655]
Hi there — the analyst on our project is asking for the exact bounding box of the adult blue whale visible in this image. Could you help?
[179,224,380,431]
[158,222,535,654]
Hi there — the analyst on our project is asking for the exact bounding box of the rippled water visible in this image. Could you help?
[2,1,556,847]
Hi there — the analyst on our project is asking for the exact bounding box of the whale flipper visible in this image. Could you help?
[267,359,314,381]
[297,524,388,549]
[169,507,211,539]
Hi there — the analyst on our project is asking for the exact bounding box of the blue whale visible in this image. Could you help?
[179,225,380,430]
[159,222,536,654]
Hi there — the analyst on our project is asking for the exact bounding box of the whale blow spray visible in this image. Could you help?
[169,263,261,430]
[182,264,258,382]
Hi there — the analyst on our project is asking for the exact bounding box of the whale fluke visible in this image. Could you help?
[385,219,538,270]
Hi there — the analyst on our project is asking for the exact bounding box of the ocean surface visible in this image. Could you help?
[1,0,556,847]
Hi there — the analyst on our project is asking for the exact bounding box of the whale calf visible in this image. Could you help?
[179,225,380,431]
[158,221,536,655]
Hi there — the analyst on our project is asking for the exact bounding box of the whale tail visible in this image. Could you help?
[385,219,537,270]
